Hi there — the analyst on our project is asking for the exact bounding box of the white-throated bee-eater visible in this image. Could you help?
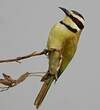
[34,7,85,109]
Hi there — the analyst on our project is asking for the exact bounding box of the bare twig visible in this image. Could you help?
[0,49,48,92]
[0,49,49,63]
[0,71,46,92]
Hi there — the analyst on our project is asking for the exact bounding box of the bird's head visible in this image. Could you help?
[59,7,85,32]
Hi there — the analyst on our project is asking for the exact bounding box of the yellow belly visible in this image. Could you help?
[60,37,77,73]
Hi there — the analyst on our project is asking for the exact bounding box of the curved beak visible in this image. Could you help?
[59,7,70,16]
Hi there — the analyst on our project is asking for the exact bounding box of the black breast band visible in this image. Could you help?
[60,21,77,33]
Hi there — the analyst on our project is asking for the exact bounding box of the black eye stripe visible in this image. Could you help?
[71,10,84,20]
[69,15,84,30]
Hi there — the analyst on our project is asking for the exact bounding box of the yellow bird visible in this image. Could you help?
[34,7,85,109]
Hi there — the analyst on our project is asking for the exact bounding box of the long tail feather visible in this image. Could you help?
[34,77,54,109]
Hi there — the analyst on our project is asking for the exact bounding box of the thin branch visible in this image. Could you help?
[0,71,46,92]
[0,49,49,63]
[29,72,46,77]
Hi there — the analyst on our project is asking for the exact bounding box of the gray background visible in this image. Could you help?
[0,0,100,110]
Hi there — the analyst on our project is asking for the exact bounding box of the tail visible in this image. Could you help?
[34,77,54,109]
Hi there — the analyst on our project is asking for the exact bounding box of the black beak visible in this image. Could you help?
[59,7,70,16]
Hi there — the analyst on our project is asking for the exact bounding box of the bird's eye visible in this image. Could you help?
[72,16,84,30]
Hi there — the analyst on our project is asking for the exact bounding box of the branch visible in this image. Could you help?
[0,49,48,92]
[0,71,46,92]
[0,49,49,63]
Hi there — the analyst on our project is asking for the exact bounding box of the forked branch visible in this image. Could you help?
[0,71,46,92]
[0,49,48,92]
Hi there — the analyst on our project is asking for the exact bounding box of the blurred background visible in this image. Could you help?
[0,0,100,110]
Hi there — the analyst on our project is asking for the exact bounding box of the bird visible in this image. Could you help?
[34,7,85,109]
